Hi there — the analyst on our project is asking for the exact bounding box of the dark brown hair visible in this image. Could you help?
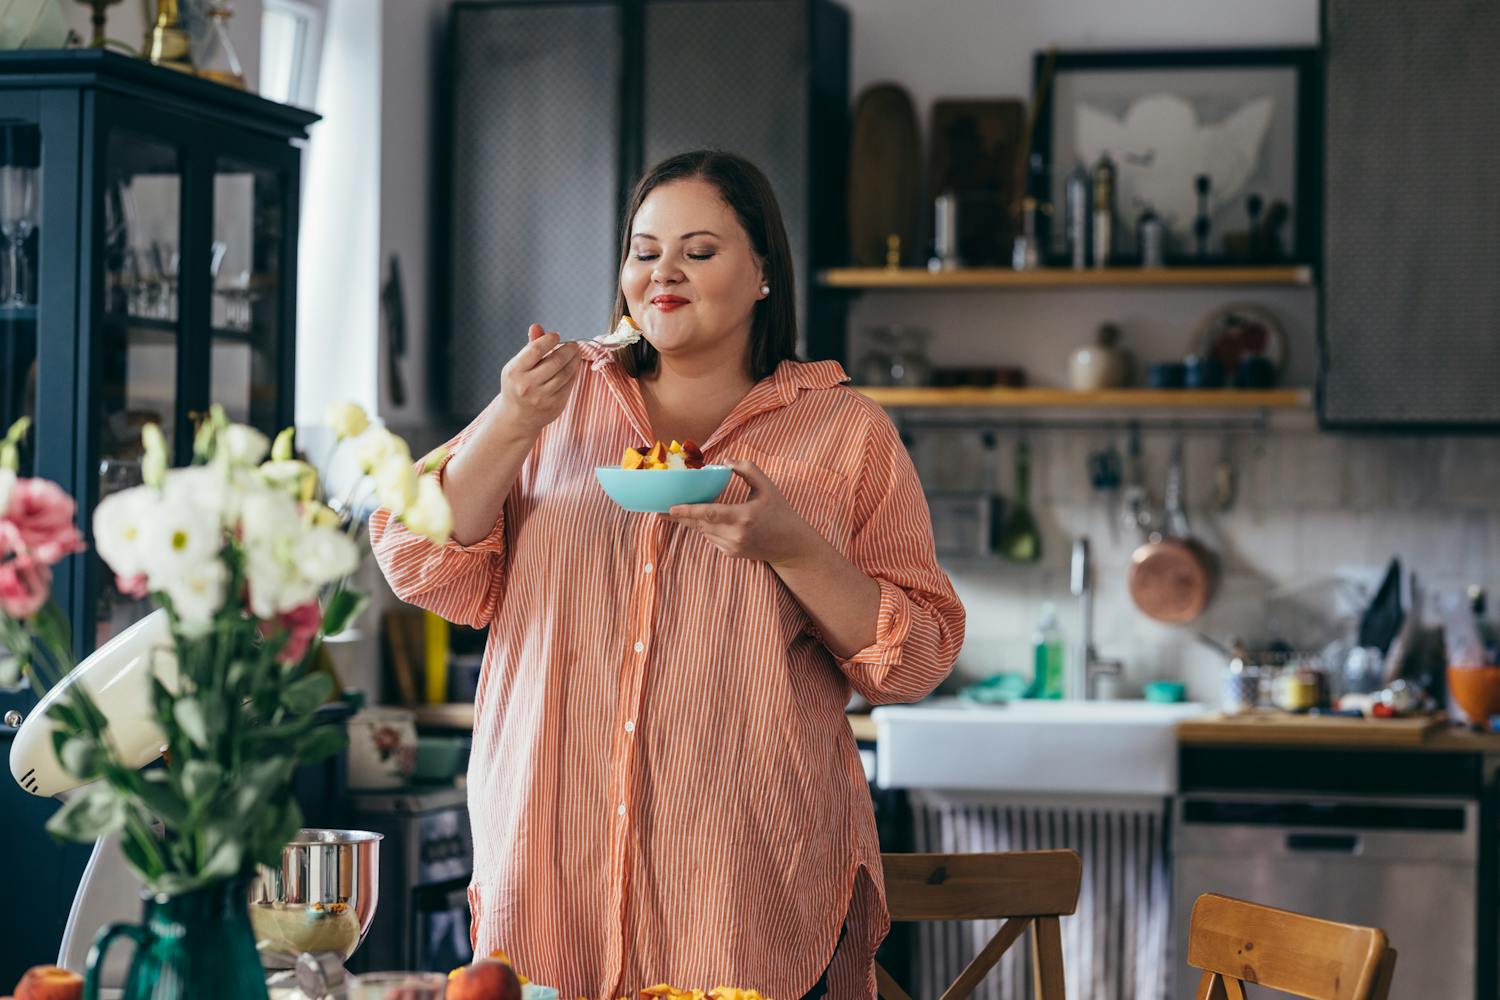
[611,150,798,382]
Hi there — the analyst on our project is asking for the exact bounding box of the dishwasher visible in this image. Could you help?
[1172,792,1479,1000]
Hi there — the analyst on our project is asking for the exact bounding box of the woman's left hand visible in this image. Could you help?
[668,460,822,568]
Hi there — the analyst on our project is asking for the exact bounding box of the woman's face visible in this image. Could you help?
[620,178,766,363]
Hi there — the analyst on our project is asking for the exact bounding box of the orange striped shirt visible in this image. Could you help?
[370,345,964,999]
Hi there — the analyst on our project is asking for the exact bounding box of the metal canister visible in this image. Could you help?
[1137,209,1165,268]
[929,191,960,272]
[1065,163,1090,270]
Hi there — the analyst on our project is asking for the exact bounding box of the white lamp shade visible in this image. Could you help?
[9,609,178,798]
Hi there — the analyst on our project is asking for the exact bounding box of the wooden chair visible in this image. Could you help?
[877,849,1082,1000]
[1187,893,1398,1000]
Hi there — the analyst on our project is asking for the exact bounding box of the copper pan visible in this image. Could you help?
[1128,439,1215,624]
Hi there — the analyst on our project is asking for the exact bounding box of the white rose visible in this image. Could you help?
[0,467,14,516]
[238,488,300,554]
[352,428,409,475]
[244,546,317,619]
[162,466,232,526]
[374,455,418,514]
[401,475,453,545]
[140,506,222,591]
[221,424,270,467]
[162,559,228,636]
[293,525,359,586]
[92,486,157,578]
[325,401,370,441]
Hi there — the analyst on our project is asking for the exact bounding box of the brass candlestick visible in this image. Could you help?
[145,0,193,73]
[74,0,124,48]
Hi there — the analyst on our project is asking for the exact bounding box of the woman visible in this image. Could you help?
[371,150,964,999]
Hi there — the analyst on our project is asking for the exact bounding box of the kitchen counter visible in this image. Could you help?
[1177,711,1500,753]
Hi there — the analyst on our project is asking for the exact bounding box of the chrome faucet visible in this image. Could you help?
[1070,537,1123,699]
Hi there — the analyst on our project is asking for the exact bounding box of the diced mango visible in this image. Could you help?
[621,447,646,470]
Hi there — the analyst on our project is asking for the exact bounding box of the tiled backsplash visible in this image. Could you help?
[925,423,1500,702]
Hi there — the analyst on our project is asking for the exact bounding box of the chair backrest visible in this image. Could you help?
[878,850,1082,1000]
[1187,893,1398,1000]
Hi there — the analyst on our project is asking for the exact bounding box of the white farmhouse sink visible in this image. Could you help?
[872,697,1206,796]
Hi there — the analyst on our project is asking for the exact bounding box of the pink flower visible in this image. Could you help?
[271,599,323,664]
[116,573,149,599]
[0,523,52,619]
[6,478,85,565]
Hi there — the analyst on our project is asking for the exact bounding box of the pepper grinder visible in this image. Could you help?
[928,190,961,272]
[1091,152,1116,268]
[1193,174,1212,259]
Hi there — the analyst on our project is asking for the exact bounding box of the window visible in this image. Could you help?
[260,0,325,108]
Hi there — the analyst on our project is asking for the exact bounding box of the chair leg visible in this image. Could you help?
[875,961,915,1000]
[1031,915,1066,1000]
[1372,948,1399,1000]
[1194,972,1246,1000]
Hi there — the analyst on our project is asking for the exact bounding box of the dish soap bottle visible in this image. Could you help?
[1031,602,1065,699]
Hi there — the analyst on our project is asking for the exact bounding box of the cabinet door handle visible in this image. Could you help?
[1286,833,1360,853]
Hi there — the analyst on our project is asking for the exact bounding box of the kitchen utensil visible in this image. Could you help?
[998,438,1040,563]
[1065,162,1089,269]
[593,464,732,513]
[1086,442,1122,542]
[1121,423,1152,541]
[927,492,993,559]
[929,190,961,271]
[1182,354,1225,388]
[249,828,383,964]
[1213,434,1236,511]
[1127,438,1214,624]
[847,83,921,268]
[1358,558,1404,653]
[1136,206,1165,267]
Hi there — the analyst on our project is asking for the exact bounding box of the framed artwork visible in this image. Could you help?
[1032,49,1320,265]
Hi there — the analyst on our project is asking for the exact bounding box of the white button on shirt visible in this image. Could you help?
[617,803,627,817]
[624,720,635,734]
[643,563,653,573]
[633,641,644,653]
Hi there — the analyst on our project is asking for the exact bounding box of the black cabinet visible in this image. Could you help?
[1320,1,1500,429]
[438,0,849,422]
[0,54,316,980]
[0,50,317,655]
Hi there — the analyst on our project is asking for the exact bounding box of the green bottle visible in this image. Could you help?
[1031,602,1065,699]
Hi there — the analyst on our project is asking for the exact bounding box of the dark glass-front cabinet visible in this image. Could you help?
[0,51,316,985]
[0,50,316,656]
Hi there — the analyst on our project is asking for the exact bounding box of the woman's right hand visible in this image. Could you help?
[494,324,583,437]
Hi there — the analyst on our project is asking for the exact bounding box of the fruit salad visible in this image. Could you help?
[620,439,705,470]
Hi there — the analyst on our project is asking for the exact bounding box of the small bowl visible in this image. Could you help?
[594,465,732,513]
[1447,665,1500,726]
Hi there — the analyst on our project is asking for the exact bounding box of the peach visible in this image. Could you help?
[447,959,521,1000]
[621,447,646,470]
[14,966,82,1000]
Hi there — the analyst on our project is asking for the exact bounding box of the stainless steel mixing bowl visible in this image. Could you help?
[248,828,383,962]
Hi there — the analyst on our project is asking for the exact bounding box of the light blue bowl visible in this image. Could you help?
[594,465,732,513]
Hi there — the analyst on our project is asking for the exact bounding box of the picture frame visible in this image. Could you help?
[1031,48,1321,267]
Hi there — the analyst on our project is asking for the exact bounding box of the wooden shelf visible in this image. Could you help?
[857,387,1313,410]
[818,266,1314,290]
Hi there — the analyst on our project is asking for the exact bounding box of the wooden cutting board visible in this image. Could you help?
[929,99,1025,266]
[847,83,922,267]
[1177,712,1444,748]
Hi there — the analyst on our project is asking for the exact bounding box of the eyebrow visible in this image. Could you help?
[631,230,721,241]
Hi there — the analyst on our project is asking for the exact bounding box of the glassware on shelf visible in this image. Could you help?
[196,1,245,89]
[856,326,895,386]
[887,325,932,387]
[0,123,40,308]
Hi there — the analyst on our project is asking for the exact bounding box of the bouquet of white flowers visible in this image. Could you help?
[0,401,449,895]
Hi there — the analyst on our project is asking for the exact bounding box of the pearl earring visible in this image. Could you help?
[760,284,770,296]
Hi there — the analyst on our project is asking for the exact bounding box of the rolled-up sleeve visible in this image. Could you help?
[833,413,965,705]
[369,416,509,629]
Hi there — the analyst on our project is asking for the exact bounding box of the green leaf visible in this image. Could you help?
[58,738,103,780]
[45,700,82,732]
[200,835,244,881]
[297,725,347,764]
[280,672,333,716]
[46,785,126,842]
[181,760,225,804]
[321,589,370,639]
[135,771,191,827]
[173,699,209,749]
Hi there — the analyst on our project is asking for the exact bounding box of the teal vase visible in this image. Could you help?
[84,876,268,1000]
